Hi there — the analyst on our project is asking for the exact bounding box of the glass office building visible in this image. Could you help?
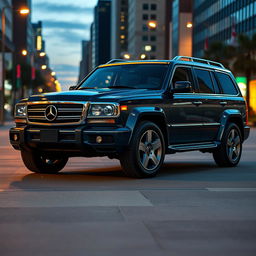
[193,0,256,57]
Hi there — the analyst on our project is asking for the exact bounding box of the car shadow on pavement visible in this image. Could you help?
[9,162,222,190]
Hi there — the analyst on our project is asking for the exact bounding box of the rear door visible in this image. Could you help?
[167,66,205,144]
[193,68,222,141]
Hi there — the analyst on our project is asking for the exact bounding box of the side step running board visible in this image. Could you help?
[168,142,219,152]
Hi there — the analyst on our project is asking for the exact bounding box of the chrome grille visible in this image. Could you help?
[27,103,85,124]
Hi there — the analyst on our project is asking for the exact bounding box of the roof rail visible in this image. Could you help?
[106,59,128,64]
[173,56,225,68]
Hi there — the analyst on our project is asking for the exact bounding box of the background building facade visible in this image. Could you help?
[111,0,129,59]
[91,0,111,68]
[171,0,192,58]
[193,0,256,57]
[0,0,14,109]
[128,0,167,60]
[78,40,91,83]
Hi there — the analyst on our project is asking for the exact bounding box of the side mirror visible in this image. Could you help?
[69,85,77,91]
[171,81,192,93]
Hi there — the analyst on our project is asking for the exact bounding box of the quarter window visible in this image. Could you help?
[195,69,215,94]
[215,72,238,95]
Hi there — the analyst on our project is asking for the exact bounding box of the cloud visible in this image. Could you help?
[33,3,94,14]
[43,20,90,31]
[45,29,87,45]
[53,64,79,72]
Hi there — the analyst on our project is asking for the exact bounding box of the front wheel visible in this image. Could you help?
[120,121,165,178]
[21,150,68,173]
[213,123,242,167]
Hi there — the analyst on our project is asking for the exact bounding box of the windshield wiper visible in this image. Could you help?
[108,85,135,89]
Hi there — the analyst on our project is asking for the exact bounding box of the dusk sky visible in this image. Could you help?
[32,0,98,90]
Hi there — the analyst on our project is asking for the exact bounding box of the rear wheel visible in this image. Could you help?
[213,123,242,167]
[120,121,165,178]
[21,150,68,173]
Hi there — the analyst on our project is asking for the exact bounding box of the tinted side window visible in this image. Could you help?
[195,69,215,94]
[211,72,221,94]
[172,67,194,92]
[215,72,238,95]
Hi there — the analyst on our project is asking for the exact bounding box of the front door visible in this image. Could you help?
[167,66,205,144]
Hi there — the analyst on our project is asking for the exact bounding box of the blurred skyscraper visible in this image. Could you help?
[91,0,111,68]
[111,0,128,59]
[0,0,14,100]
[78,40,91,82]
[193,0,256,57]
[171,0,192,58]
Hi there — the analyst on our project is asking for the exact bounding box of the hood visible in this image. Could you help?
[27,88,160,102]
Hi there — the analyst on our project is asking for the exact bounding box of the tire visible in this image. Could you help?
[213,123,242,167]
[21,150,68,174]
[120,121,165,178]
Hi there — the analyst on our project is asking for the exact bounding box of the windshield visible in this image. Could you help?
[78,64,169,90]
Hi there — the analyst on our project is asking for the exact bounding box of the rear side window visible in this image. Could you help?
[172,67,195,92]
[194,69,215,94]
[215,72,238,95]
[210,72,221,94]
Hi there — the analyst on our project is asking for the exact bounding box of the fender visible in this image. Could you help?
[125,107,168,144]
[217,109,243,141]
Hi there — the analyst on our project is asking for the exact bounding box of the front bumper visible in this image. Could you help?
[9,126,131,156]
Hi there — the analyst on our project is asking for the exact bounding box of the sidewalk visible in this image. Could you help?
[0,121,15,131]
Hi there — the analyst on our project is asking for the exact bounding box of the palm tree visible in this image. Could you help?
[204,41,235,69]
[232,34,256,113]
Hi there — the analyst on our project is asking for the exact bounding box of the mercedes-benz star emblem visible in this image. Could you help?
[45,105,58,121]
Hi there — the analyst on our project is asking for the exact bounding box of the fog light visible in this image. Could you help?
[96,136,103,144]
[13,134,19,141]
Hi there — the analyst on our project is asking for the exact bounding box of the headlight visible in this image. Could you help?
[88,103,119,118]
[15,104,27,118]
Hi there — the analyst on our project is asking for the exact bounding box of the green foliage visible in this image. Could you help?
[204,33,256,115]
[232,34,256,76]
[204,41,235,69]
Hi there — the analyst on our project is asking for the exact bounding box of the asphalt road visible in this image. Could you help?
[1,123,256,256]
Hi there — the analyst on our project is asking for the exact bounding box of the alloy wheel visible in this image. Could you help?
[138,129,163,171]
[226,128,241,163]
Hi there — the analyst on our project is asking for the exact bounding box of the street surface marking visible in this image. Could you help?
[207,188,256,192]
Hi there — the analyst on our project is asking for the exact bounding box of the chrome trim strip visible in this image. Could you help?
[203,123,220,126]
[173,102,193,105]
[83,130,129,134]
[26,101,87,105]
[59,130,76,133]
[170,123,220,127]
[27,129,40,133]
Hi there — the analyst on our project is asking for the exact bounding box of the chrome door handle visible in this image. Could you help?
[193,101,203,106]
[219,101,227,106]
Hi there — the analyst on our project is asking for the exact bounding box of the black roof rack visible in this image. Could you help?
[173,56,225,68]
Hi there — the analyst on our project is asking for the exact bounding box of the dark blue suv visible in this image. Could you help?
[10,56,250,178]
